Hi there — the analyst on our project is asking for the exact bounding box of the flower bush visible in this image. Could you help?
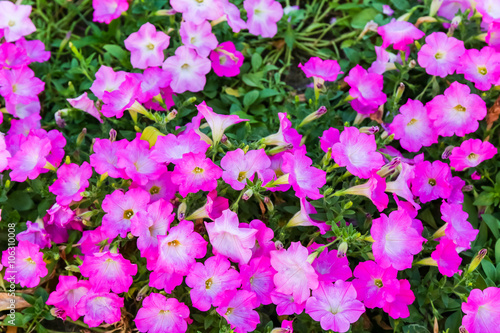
[1,0,500,332]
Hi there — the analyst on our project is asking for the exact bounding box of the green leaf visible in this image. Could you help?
[103,44,128,63]
[474,192,495,206]
[351,8,378,29]
[481,259,497,282]
[251,53,262,71]
[495,238,500,264]
[22,294,37,306]
[2,312,24,327]
[284,26,296,49]
[481,214,500,238]
[418,208,438,229]
[243,90,260,108]
[34,287,49,303]
[7,191,34,212]
[242,73,264,88]
[402,324,431,333]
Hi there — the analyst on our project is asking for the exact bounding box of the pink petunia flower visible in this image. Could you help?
[0,66,45,105]
[441,201,478,251]
[216,290,260,333]
[162,45,211,93]
[0,134,11,172]
[76,290,124,327]
[456,47,500,91]
[222,0,247,32]
[186,190,229,221]
[352,260,399,309]
[476,0,500,24]
[89,65,127,100]
[461,287,500,333]
[210,41,245,77]
[137,67,172,103]
[262,112,302,148]
[331,127,384,179]
[101,188,150,238]
[0,2,36,42]
[368,46,400,74]
[338,172,388,212]
[240,256,277,305]
[382,279,415,319]
[148,270,184,293]
[100,73,141,118]
[437,0,472,20]
[271,290,306,315]
[186,255,241,311]
[90,138,128,178]
[205,209,258,264]
[170,0,223,24]
[2,241,48,288]
[221,148,271,190]
[8,135,51,182]
[135,293,191,333]
[411,160,452,203]
[124,22,170,69]
[16,37,51,63]
[5,99,40,119]
[305,281,365,333]
[68,92,103,123]
[281,147,326,199]
[17,221,50,249]
[385,162,421,209]
[319,127,340,153]
[171,152,223,197]
[450,139,497,171]
[179,20,218,58]
[270,242,319,304]
[486,22,500,51]
[155,220,207,275]
[298,57,343,81]
[48,162,93,206]
[248,219,275,258]
[448,176,466,204]
[92,0,129,24]
[244,0,284,38]
[151,130,209,165]
[378,20,424,51]
[78,226,111,255]
[371,208,425,270]
[196,101,248,144]
[344,65,386,115]
[0,43,29,69]
[417,32,465,77]
[431,239,462,277]
[287,197,330,234]
[389,99,437,152]
[46,276,92,321]
[311,247,352,284]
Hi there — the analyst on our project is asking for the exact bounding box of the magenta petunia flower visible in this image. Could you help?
[101,188,150,238]
[197,101,248,144]
[339,172,388,212]
[450,139,497,171]
[170,0,223,25]
[48,162,93,206]
[248,219,275,258]
[100,73,141,118]
[221,148,271,190]
[244,0,283,38]
[486,22,500,51]
[377,20,424,51]
[8,135,51,182]
[186,190,229,220]
[137,67,172,103]
[76,290,124,327]
[0,66,45,105]
[331,127,384,179]
[411,160,452,203]
[240,256,277,305]
[368,46,400,74]
[171,152,223,197]
[457,47,500,91]
[17,221,50,249]
[148,270,184,293]
[131,199,174,259]
[210,41,245,77]
[46,276,92,321]
[270,242,319,304]
[431,239,462,277]
[78,226,111,255]
[180,20,218,58]
[287,197,330,234]
[385,162,420,210]
[319,127,340,153]
[311,247,352,284]
[89,65,127,100]
[448,176,466,204]
[344,65,386,114]
[162,46,211,93]
[135,293,191,333]
[16,37,51,63]
[441,201,478,251]
[5,99,40,119]
[298,57,343,81]
[205,209,258,264]
[124,22,170,69]
[438,0,472,20]
[389,99,437,152]
[352,260,399,309]
[0,134,11,173]
[186,255,241,311]
[90,138,128,178]
[2,241,48,288]
[476,0,500,24]
[92,0,129,24]
[156,220,207,275]
[68,92,102,123]
[305,281,365,333]
[461,287,500,333]
[382,279,415,319]
[281,147,326,199]
[151,130,209,165]
[262,112,302,148]
[371,208,425,270]
[0,43,29,69]
[417,32,465,77]
[216,290,260,333]
[271,290,306,315]
[0,2,36,42]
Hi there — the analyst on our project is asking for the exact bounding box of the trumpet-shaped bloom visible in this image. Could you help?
[186,255,241,311]
[135,293,191,333]
[331,127,384,179]
[0,2,36,42]
[382,279,415,319]
[216,290,260,333]
[319,127,340,153]
[46,276,92,321]
[76,290,124,327]
[179,20,218,58]
[221,148,271,190]
[156,220,207,275]
[339,172,388,212]
[137,67,172,103]
[162,46,211,93]
[197,101,248,144]
[92,0,129,24]
[68,92,102,123]
[457,47,500,91]
[371,208,425,270]
[344,65,386,113]
[417,32,465,77]
[378,20,424,51]
[352,260,399,309]
[170,0,223,25]
[17,221,50,249]
[389,99,437,152]
[438,0,472,20]
[124,22,170,69]
[461,287,500,333]
[282,147,326,199]
[0,134,11,172]
[441,201,478,251]
[171,152,223,197]
[305,281,365,333]
[248,219,275,258]
[287,198,330,234]
[2,241,48,288]
[48,162,93,206]
[385,162,420,209]
[205,209,258,264]
[151,131,209,165]
[78,226,111,255]
[486,22,500,51]
[270,242,319,304]
[186,190,229,221]
[210,41,245,77]
[240,256,277,305]
[298,57,343,81]
[0,66,45,105]
[101,188,150,238]
[100,74,141,118]
[431,239,462,277]
[9,135,51,182]
[223,0,246,32]
[450,139,497,171]
[411,160,452,203]
[244,0,283,38]
[90,138,128,178]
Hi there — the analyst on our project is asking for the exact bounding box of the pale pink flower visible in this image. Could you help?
[385,162,421,210]
[148,270,184,293]
[222,0,247,32]
[417,32,465,77]
[76,290,123,327]
[89,65,127,100]
[221,148,271,190]
[438,0,472,20]
[0,2,36,42]
[244,0,284,38]
[0,66,45,105]
[170,0,224,24]
[298,57,343,81]
[16,37,51,63]
[450,139,497,171]
[47,276,92,321]
[151,130,209,165]
[0,134,11,172]
[216,290,260,333]
[461,287,500,333]
[240,256,276,305]
[196,101,248,144]
[48,162,93,206]
[287,198,330,234]
[92,0,129,24]
[271,291,306,315]
[378,20,424,51]
[67,92,102,123]
[476,0,500,24]
[486,22,500,51]
[179,20,218,58]
[124,22,170,69]
[1,241,48,288]
[162,46,211,93]
[8,135,51,182]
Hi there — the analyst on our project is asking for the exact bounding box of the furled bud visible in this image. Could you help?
[337,242,348,258]
[55,109,68,128]
[459,326,469,333]
[442,145,454,159]
[321,147,332,167]
[468,249,487,273]
[242,189,253,201]
[177,202,187,221]
[76,128,87,147]
[167,109,178,121]
[395,82,405,102]
[430,0,444,17]
[275,240,284,251]
[298,106,328,127]
[136,285,150,301]
[462,185,474,192]
[359,126,380,135]
[109,129,117,142]
[264,196,274,212]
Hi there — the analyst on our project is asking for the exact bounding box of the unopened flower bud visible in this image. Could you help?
[299,106,328,127]
[442,146,454,159]
[343,201,353,210]
[264,196,274,212]
[358,20,378,40]
[359,126,379,135]
[377,157,401,177]
[127,232,134,240]
[409,59,417,68]
[177,202,187,220]
[321,147,332,167]
[307,251,319,264]
[459,326,469,333]
[430,0,444,17]
[136,285,150,301]
[167,109,177,121]
[323,187,333,196]
[380,130,389,140]
[242,189,253,201]
[468,249,487,273]
[182,97,197,107]
[154,9,177,16]
[275,240,284,250]
[50,307,66,320]
[76,128,87,147]
[337,242,348,258]
[268,144,293,155]
[109,129,117,142]
[65,265,80,273]
[462,185,474,192]
[471,171,481,180]
[395,82,405,101]
[55,109,68,128]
